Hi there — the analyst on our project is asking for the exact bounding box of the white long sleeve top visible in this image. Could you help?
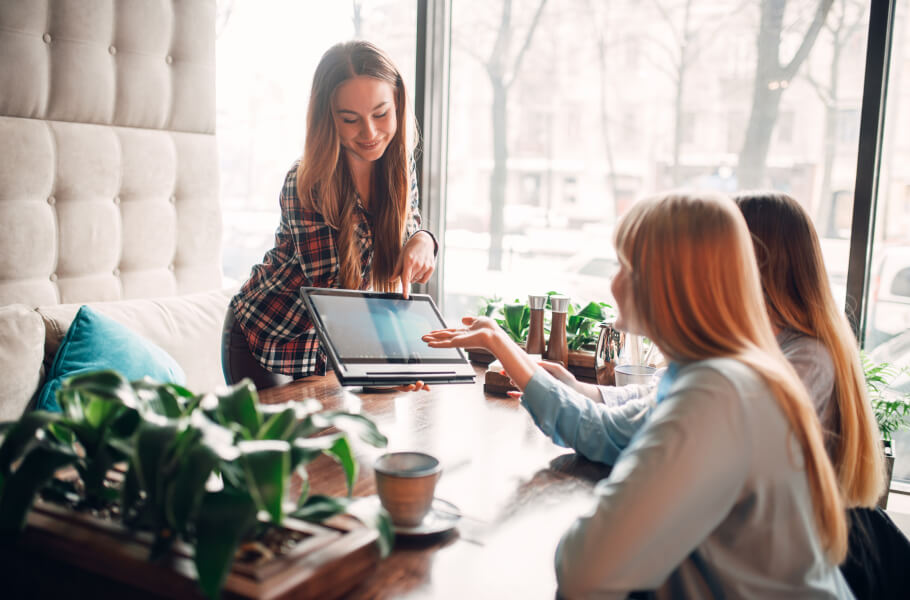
[522,357,854,599]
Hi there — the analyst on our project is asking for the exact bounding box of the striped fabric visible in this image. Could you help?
[230,160,422,377]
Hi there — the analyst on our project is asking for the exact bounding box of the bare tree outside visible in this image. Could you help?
[736,0,834,189]
[648,0,748,186]
[802,0,867,235]
[588,0,620,204]
[457,0,549,271]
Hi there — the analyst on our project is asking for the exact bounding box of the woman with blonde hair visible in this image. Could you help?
[734,192,883,507]
[223,40,438,389]
[424,192,852,597]
[735,192,910,599]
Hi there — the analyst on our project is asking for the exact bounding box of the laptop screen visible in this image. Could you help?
[306,291,465,364]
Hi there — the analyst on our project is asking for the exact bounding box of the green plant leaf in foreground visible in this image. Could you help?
[212,380,262,440]
[325,436,357,496]
[0,444,77,534]
[298,412,388,448]
[0,412,62,478]
[238,440,290,524]
[345,497,395,558]
[194,491,259,600]
[292,494,350,522]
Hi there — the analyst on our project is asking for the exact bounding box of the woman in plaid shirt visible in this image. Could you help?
[222,41,437,389]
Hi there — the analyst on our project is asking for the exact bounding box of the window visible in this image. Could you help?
[861,0,910,484]
[837,108,860,145]
[777,110,794,144]
[441,0,868,322]
[892,268,910,298]
[216,0,416,285]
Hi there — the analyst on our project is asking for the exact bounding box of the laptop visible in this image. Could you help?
[299,287,476,387]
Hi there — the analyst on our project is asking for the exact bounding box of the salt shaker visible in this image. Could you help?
[544,295,570,367]
[526,294,547,355]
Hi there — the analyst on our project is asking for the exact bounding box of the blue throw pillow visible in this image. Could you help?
[36,305,186,412]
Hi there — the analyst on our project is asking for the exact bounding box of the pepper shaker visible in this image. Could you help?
[526,294,547,355]
[544,295,570,367]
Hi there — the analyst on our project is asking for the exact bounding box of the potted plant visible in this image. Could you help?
[473,294,613,393]
[862,354,910,509]
[0,370,392,599]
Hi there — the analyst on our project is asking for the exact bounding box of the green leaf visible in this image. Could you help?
[502,303,529,343]
[576,301,604,320]
[84,396,115,429]
[133,378,184,419]
[0,445,78,534]
[110,408,141,439]
[289,434,343,469]
[0,412,62,477]
[298,412,388,448]
[324,437,357,496]
[194,491,258,600]
[238,440,290,523]
[61,370,137,409]
[257,407,297,441]
[214,380,262,439]
[169,444,219,535]
[135,422,181,510]
[346,497,395,558]
[291,494,350,522]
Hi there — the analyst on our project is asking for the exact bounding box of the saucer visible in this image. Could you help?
[391,497,461,536]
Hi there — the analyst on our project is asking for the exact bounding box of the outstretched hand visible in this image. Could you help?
[422,316,499,351]
[395,232,436,299]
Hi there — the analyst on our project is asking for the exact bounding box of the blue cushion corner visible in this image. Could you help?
[34,305,186,411]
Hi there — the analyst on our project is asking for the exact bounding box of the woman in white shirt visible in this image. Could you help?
[423,192,852,598]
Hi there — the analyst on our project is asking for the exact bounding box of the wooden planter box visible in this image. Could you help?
[3,499,379,599]
[468,348,597,395]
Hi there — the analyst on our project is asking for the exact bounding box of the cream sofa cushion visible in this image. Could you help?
[38,289,234,395]
[0,304,45,419]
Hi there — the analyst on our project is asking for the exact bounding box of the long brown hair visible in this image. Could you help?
[735,192,885,508]
[297,40,414,291]
[614,192,847,563]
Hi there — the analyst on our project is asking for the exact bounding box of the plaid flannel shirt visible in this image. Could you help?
[230,160,422,377]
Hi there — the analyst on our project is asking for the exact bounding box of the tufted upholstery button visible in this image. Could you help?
[109,45,116,55]
[169,195,176,204]
[165,55,173,64]
[168,263,175,272]
[47,195,56,206]
[42,33,51,43]
[49,273,57,282]
[113,195,121,205]
[112,268,120,277]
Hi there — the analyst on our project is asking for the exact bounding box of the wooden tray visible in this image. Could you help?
[4,499,379,600]
[469,348,597,389]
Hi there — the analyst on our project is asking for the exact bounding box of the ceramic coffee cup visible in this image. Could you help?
[373,452,442,527]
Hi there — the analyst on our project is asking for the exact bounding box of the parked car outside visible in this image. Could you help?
[867,245,910,348]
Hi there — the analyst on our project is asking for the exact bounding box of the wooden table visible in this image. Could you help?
[260,365,612,599]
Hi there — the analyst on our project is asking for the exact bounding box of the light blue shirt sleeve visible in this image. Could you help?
[520,369,655,465]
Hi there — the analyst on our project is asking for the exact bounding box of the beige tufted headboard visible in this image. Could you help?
[0,0,222,306]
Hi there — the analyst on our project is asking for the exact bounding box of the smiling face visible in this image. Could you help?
[332,75,398,167]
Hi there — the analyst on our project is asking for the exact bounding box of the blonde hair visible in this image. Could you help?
[297,40,415,291]
[735,192,885,508]
[614,192,847,563]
